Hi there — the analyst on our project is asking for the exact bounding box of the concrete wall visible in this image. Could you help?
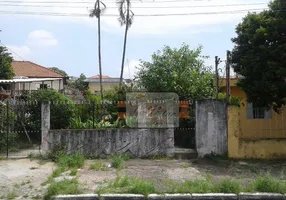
[44,128,175,158]
[88,82,119,94]
[195,100,227,158]
[228,106,286,159]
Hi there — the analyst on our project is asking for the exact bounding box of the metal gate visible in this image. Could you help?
[0,100,41,158]
[174,100,196,149]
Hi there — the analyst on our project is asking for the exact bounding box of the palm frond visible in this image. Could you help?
[89,0,107,18]
[117,0,127,26]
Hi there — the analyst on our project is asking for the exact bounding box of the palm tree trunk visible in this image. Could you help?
[119,6,130,86]
[97,0,104,116]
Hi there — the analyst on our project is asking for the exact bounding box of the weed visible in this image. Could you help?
[23,194,29,198]
[44,179,83,200]
[31,195,42,199]
[70,168,78,176]
[97,176,156,196]
[214,179,241,194]
[253,174,286,193]
[13,183,20,189]
[181,163,191,168]
[165,178,214,193]
[237,164,259,174]
[89,162,109,171]
[57,153,85,169]
[111,155,125,169]
[6,190,18,199]
[0,156,6,161]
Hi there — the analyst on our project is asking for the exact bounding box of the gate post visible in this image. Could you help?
[41,101,50,155]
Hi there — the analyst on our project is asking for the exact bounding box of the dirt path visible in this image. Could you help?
[0,157,285,199]
[0,159,55,200]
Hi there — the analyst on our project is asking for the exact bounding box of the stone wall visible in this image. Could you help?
[195,100,227,158]
[44,128,174,158]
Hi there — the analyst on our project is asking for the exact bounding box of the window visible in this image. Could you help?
[247,102,271,119]
[40,84,48,89]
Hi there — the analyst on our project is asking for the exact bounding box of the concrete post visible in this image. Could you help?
[41,101,50,154]
[137,101,147,128]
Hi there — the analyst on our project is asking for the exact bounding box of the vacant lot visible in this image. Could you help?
[0,156,285,199]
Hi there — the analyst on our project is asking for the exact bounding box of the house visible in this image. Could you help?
[218,76,286,139]
[85,75,132,94]
[0,61,65,98]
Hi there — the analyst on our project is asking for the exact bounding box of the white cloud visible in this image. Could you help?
[26,30,58,47]
[123,59,141,79]
[0,0,269,35]
[6,45,31,60]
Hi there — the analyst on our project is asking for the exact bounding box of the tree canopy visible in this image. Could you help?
[72,73,89,92]
[230,0,286,112]
[136,43,214,100]
[0,46,14,79]
[49,67,68,77]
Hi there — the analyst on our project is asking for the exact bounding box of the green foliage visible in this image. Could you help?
[0,46,14,79]
[253,174,286,193]
[70,73,88,92]
[214,179,241,194]
[27,89,75,129]
[49,67,68,77]
[110,154,129,169]
[89,162,109,171]
[217,92,242,106]
[97,176,156,196]
[231,0,286,112]
[44,179,83,200]
[136,43,214,100]
[57,153,85,169]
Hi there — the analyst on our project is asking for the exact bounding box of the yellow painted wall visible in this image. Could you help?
[88,82,119,94]
[220,78,286,139]
[228,106,286,159]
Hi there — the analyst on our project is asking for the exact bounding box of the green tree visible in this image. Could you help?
[72,73,89,92]
[230,0,286,112]
[117,0,134,85]
[49,67,68,77]
[136,43,214,100]
[27,89,75,130]
[0,46,14,79]
[90,0,106,110]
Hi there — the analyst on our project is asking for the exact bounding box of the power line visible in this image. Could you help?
[0,0,214,3]
[0,2,268,8]
[0,41,25,61]
[0,8,269,17]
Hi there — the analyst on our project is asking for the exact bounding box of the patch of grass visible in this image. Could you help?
[97,176,156,196]
[6,190,18,199]
[214,179,241,194]
[111,155,126,169]
[0,156,6,161]
[253,174,286,193]
[23,194,29,198]
[44,179,83,200]
[13,183,20,189]
[147,155,172,160]
[181,163,191,168]
[89,162,109,171]
[42,167,65,185]
[165,178,215,193]
[70,168,78,176]
[57,153,85,169]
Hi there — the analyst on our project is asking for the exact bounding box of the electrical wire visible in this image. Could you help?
[0,8,270,17]
[0,41,25,61]
[0,2,268,9]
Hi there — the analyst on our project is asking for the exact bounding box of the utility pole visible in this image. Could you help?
[226,50,231,103]
[215,56,221,99]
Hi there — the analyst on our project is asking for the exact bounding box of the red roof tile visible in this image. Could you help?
[11,61,64,78]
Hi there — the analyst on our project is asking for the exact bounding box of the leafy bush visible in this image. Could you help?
[217,92,242,106]
[27,89,75,129]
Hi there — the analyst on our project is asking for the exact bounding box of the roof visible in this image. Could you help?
[11,61,64,78]
[89,75,111,78]
[0,78,62,83]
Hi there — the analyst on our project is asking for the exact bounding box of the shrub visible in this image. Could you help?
[27,89,75,129]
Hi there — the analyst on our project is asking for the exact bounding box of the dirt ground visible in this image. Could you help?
[0,158,285,199]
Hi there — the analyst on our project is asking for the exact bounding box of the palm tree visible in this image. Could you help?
[89,0,106,114]
[117,0,134,86]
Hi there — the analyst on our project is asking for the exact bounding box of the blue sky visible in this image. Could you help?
[0,0,269,78]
